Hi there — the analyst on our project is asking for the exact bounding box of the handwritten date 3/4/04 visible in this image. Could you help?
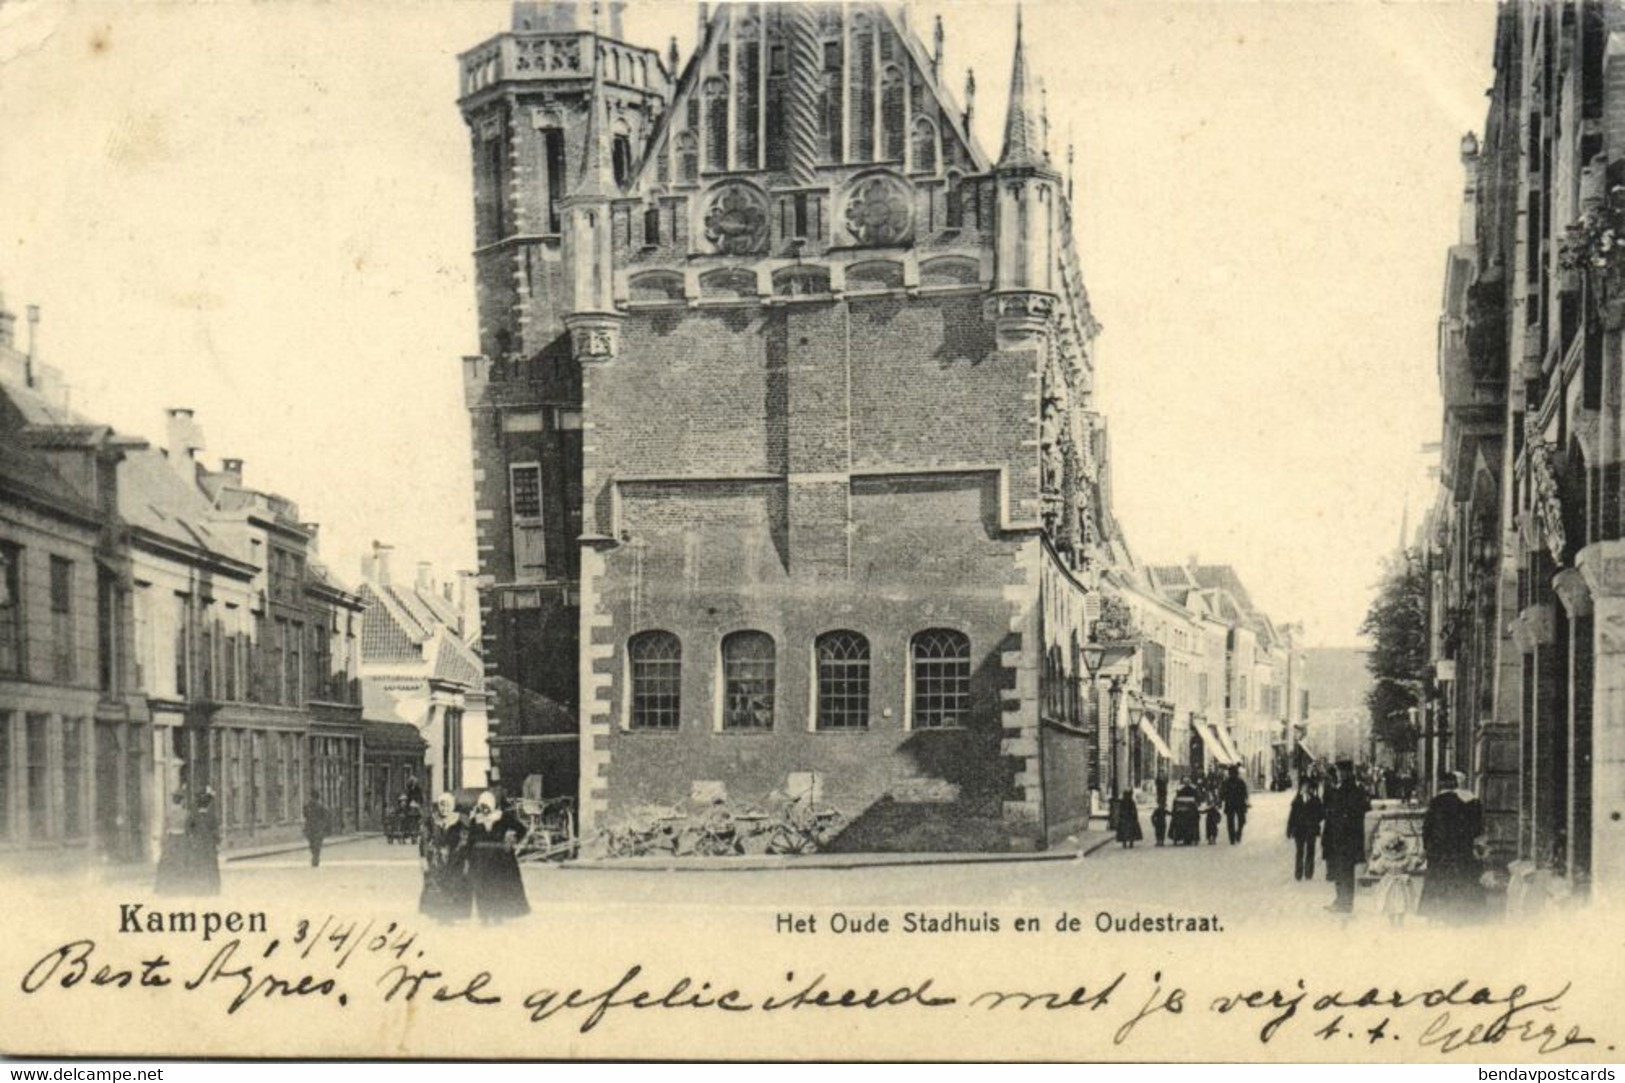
[11,923,1604,1056]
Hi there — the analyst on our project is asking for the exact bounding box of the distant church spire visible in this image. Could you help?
[998,7,1043,170]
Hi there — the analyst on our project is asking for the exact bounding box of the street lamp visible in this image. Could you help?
[1080,636,1140,816]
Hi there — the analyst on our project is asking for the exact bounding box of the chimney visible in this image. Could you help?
[220,457,244,487]
[1187,553,1200,572]
[372,541,394,586]
[25,305,39,387]
[164,408,205,481]
[416,561,434,594]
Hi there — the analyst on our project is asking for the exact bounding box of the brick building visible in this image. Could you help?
[456,1,1308,849]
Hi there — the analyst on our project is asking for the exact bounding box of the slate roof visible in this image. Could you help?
[118,447,245,563]
[0,433,97,521]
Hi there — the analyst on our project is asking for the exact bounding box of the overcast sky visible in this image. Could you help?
[0,0,1495,645]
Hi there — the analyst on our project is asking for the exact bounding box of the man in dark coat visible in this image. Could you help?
[303,796,331,867]
[1286,779,1324,881]
[1418,771,1485,923]
[1219,765,1250,844]
[1322,762,1370,913]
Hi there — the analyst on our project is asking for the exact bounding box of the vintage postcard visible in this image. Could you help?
[0,0,1621,1063]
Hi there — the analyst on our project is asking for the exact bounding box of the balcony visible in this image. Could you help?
[459,32,664,100]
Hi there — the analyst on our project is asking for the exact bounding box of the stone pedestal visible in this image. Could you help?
[1578,540,1625,902]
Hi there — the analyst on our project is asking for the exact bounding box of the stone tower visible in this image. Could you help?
[458,2,672,792]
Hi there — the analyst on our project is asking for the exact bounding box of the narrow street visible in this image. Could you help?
[213,790,1374,931]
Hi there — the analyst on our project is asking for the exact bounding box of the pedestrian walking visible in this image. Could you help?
[419,793,473,923]
[1220,764,1249,843]
[1114,791,1143,848]
[1286,779,1324,881]
[303,796,331,868]
[466,791,529,924]
[1150,803,1169,847]
[1417,771,1485,924]
[1170,780,1201,846]
[188,789,222,897]
[1201,790,1220,845]
[1322,762,1370,914]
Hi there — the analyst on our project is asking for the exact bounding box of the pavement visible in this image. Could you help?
[209,791,1386,929]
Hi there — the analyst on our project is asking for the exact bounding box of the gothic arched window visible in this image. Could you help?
[721,631,775,730]
[910,117,938,175]
[881,65,906,162]
[912,629,971,729]
[815,631,870,730]
[628,631,682,730]
[704,76,729,171]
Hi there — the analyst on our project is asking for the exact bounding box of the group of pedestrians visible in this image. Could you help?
[1114,765,1252,849]
[1285,760,1487,922]
[419,790,532,925]
[1284,760,1371,912]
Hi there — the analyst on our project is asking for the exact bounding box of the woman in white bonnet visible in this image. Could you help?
[465,790,529,923]
[419,792,472,923]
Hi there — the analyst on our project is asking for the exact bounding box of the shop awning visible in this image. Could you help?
[1192,720,1237,765]
[1137,717,1174,760]
[1296,736,1319,760]
[1215,726,1244,765]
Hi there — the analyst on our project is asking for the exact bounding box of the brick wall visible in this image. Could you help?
[577,285,1053,848]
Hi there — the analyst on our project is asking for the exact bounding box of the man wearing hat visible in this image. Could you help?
[1418,770,1485,922]
[1321,761,1371,914]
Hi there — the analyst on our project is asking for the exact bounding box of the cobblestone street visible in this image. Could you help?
[209,790,1380,931]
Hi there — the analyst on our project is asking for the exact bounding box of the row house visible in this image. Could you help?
[0,295,367,860]
[125,409,367,851]
[358,541,486,819]
[1146,562,1307,791]
[1423,0,1625,904]
[0,307,149,866]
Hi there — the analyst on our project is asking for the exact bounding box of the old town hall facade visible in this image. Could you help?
[459,1,1145,850]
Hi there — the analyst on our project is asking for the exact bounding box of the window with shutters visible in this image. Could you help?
[815,631,870,730]
[721,631,775,730]
[510,462,546,580]
[629,631,681,730]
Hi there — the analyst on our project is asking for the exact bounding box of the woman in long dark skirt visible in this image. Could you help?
[1170,781,1201,845]
[1115,791,1144,848]
[188,790,222,896]
[419,793,473,923]
[154,788,194,895]
[466,791,529,924]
